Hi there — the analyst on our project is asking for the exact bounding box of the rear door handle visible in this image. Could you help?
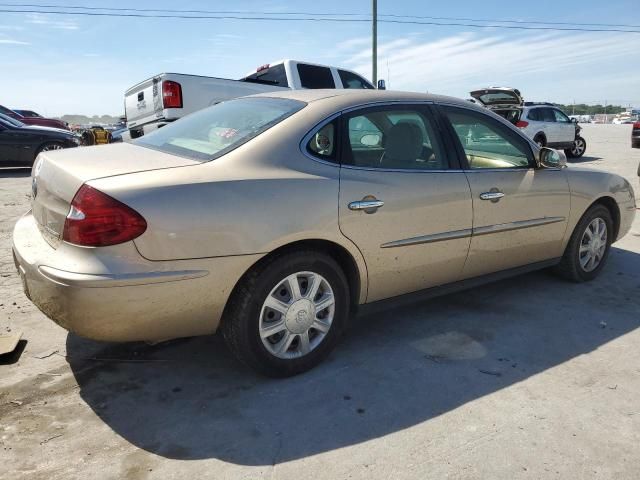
[348,199,385,212]
[479,191,505,201]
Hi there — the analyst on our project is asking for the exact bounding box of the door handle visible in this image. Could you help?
[479,191,505,201]
[348,199,384,212]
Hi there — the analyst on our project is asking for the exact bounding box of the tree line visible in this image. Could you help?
[557,104,627,116]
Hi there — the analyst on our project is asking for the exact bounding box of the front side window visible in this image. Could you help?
[297,64,336,89]
[338,69,374,89]
[343,107,448,170]
[553,109,571,123]
[444,106,533,169]
[136,97,305,161]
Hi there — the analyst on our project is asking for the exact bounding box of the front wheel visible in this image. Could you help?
[221,250,350,377]
[566,136,587,158]
[554,204,613,282]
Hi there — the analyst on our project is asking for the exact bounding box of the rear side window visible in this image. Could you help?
[343,106,448,170]
[540,108,556,122]
[135,97,305,161]
[297,64,335,89]
[306,120,338,162]
[527,108,540,121]
[338,70,374,89]
[241,64,289,87]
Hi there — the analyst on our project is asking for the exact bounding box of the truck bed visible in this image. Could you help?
[125,73,287,131]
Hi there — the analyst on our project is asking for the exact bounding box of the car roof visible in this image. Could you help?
[250,89,483,112]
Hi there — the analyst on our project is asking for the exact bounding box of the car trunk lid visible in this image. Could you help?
[31,142,199,247]
[470,88,524,108]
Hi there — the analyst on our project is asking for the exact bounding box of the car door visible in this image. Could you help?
[539,107,561,143]
[336,104,473,302]
[552,108,575,146]
[0,124,28,165]
[440,104,570,279]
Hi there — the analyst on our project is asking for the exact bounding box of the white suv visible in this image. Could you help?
[470,87,587,158]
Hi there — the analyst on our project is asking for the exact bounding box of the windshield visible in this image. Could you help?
[0,112,25,127]
[135,97,305,161]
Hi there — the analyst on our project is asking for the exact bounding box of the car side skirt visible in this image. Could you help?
[358,258,561,314]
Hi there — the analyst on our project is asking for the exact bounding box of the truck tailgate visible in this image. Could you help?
[125,76,163,127]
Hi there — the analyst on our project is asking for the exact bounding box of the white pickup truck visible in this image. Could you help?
[125,59,377,138]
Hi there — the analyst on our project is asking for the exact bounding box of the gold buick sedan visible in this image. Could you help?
[13,90,636,376]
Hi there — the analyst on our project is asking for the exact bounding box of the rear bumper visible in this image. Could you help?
[632,136,640,149]
[12,212,262,342]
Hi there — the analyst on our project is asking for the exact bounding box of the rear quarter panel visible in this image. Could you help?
[89,107,369,302]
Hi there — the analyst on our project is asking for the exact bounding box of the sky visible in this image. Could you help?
[0,0,638,116]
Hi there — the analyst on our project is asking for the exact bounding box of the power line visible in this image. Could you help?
[2,7,640,33]
[1,2,639,29]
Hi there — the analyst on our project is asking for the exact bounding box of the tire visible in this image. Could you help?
[221,250,351,377]
[533,134,546,148]
[35,142,65,161]
[553,204,613,282]
[565,136,586,158]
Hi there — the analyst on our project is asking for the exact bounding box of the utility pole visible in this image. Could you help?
[372,0,377,86]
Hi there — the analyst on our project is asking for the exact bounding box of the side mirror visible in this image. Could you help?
[538,147,567,169]
[377,79,386,90]
[571,117,578,124]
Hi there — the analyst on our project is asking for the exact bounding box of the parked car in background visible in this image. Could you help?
[125,59,377,138]
[470,88,587,158]
[632,121,640,149]
[13,109,42,118]
[0,105,70,131]
[0,113,79,167]
[109,126,129,143]
[13,90,635,377]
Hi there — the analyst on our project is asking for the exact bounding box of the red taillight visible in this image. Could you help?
[62,185,147,247]
[162,80,183,109]
[633,122,640,129]
[515,120,529,128]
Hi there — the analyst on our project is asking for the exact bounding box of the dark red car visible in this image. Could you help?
[0,105,69,131]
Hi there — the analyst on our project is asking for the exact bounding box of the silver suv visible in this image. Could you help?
[471,87,586,158]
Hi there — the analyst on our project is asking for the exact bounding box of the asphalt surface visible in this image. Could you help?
[1,124,640,479]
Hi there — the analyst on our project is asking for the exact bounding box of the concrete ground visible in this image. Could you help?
[1,124,639,480]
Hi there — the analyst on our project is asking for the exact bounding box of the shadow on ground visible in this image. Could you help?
[0,168,31,178]
[67,247,640,465]
[568,155,603,164]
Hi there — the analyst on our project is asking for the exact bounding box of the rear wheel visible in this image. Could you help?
[554,204,613,282]
[221,250,350,377]
[566,136,586,158]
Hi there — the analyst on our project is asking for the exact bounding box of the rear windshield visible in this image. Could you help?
[241,64,289,87]
[135,97,305,161]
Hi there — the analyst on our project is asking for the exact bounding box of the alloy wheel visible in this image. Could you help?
[41,143,64,151]
[259,271,335,359]
[571,138,586,156]
[579,217,607,272]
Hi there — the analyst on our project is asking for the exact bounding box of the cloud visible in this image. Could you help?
[0,34,29,45]
[26,13,79,30]
[340,31,640,103]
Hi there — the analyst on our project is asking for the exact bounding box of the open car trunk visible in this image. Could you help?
[470,87,524,125]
